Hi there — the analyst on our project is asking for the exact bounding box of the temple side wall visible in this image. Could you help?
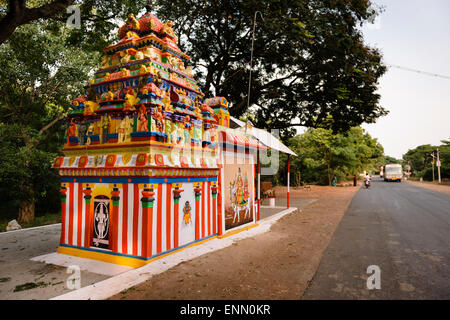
[58,177,219,264]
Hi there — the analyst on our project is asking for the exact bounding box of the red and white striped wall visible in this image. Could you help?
[60,181,218,259]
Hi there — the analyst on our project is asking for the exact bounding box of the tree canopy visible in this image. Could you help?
[403,140,450,181]
[155,0,388,135]
[0,21,97,222]
[276,126,384,186]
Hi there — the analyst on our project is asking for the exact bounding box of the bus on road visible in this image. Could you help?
[383,163,403,182]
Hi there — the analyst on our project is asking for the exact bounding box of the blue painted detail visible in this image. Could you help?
[60,176,219,184]
[107,133,118,139]
[87,134,100,142]
[130,131,152,138]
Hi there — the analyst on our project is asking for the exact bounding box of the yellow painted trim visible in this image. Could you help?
[92,183,115,199]
[82,182,95,189]
[193,181,201,188]
[144,236,217,265]
[56,235,218,268]
[138,183,157,189]
[218,223,259,239]
[57,246,146,268]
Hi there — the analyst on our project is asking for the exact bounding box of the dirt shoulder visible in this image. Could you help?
[110,185,359,300]
[406,180,450,196]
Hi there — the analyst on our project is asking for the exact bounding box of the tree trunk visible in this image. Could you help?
[0,0,75,45]
[328,163,332,186]
[18,199,35,225]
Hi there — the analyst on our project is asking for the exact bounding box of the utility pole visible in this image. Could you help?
[437,148,442,184]
[431,152,435,182]
[247,11,264,111]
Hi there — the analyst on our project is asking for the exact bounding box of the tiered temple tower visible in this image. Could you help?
[53,6,234,266]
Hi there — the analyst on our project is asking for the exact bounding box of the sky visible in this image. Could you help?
[359,0,450,159]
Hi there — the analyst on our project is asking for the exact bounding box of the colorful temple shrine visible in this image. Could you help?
[52,5,267,267]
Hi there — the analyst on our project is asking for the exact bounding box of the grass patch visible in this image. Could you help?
[0,277,11,283]
[0,212,61,232]
[120,287,136,295]
[13,281,50,292]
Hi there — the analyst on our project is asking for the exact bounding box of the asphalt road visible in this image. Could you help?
[303,178,450,299]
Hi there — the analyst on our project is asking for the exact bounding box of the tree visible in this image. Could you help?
[155,0,388,135]
[402,144,435,175]
[0,0,75,44]
[0,21,97,223]
[403,140,450,181]
[279,126,384,185]
[0,0,151,46]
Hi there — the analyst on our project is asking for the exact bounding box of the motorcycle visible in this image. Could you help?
[364,179,371,189]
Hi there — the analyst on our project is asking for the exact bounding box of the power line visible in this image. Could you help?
[387,64,450,80]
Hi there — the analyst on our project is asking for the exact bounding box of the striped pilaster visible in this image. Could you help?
[59,186,67,245]
[111,185,121,253]
[141,186,155,258]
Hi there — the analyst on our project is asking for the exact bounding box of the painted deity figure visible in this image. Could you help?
[85,123,95,145]
[153,106,164,133]
[161,90,172,111]
[127,13,140,30]
[94,202,108,246]
[150,114,156,132]
[66,119,77,144]
[183,116,191,145]
[142,47,160,61]
[101,114,111,143]
[78,121,87,145]
[123,116,133,142]
[161,20,178,42]
[84,100,99,115]
[124,87,140,111]
[236,170,245,205]
[243,172,249,200]
[117,117,127,143]
[138,105,148,132]
[183,201,192,225]
[101,55,110,69]
[165,118,173,143]
[176,122,184,145]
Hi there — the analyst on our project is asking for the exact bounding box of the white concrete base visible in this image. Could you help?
[50,207,298,300]
[260,205,288,209]
[31,252,133,276]
[269,197,276,207]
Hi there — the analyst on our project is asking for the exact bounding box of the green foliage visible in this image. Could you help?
[403,139,450,181]
[155,0,388,135]
[0,21,97,221]
[62,0,149,53]
[277,126,384,185]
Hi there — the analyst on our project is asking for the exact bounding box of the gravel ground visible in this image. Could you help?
[110,185,359,300]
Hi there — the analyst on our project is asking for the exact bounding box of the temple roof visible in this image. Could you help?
[117,12,164,39]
